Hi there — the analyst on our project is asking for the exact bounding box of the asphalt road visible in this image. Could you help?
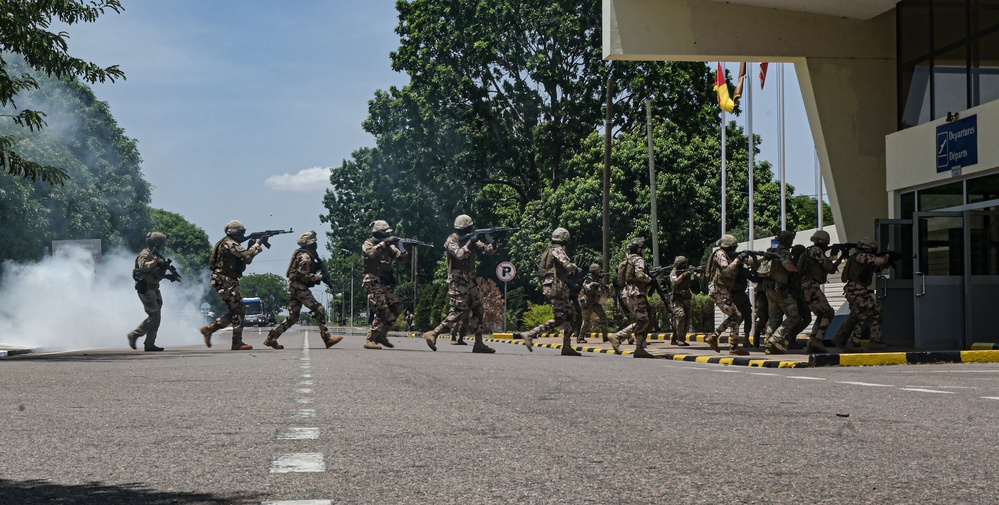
[2,326,998,504]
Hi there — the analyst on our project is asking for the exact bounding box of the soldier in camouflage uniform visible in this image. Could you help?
[732,259,754,348]
[361,220,408,350]
[784,244,812,350]
[263,231,344,350]
[668,256,700,346]
[423,215,499,353]
[128,232,180,352]
[577,263,609,344]
[797,230,844,353]
[201,220,265,350]
[834,238,892,352]
[762,231,802,355]
[516,228,583,356]
[611,238,651,357]
[450,311,470,345]
[707,234,750,355]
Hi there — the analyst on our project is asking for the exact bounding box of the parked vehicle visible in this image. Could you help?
[242,297,270,326]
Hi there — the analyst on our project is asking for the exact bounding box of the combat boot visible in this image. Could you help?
[513,332,534,352]
[706,332,721,353]
[376,332,395,348]
[805,336,828,354]
[322,336,343,348]
[785,336,804,350]
[561,335,581,356]
[472,334,495,354]
[633,334,654,358]
[607,333,621,353]
[363,341,382,349]
[200,326,212,348]
[576,334,588,344]
[764,335,786,355]
[868,340,890,351]
[127,332,140,350]
[729,344,749,356]
[423,330,438,351]
[231,339,253,351]
[263,332,283,350]
[143,336,163,352]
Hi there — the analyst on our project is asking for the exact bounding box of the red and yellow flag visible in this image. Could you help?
[759,62,770,89]
[714,62,735,113]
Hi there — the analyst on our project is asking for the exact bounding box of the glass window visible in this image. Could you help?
[972,26,999,105]
[901,191,917,219]
[899,0,932,66]
[933,0,969,52]
[974,0,999,34]
[918,180,964,211]
[967,173,999,203]
[901,64,932,127]
[933,45,970,118]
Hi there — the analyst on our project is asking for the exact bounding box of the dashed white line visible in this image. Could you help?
[293,388,313,394]
[295,398,314,404]
[277,427,320,440]
[836,381,893,387]
[270,453,325,473]
[787,376,826,381]
[292,408,316,418]
[298,380,315,386]
[899,388,955,394]
[749,372,779,376]
[981,396,999,400]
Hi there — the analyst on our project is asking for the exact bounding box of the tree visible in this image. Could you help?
[148,209,210,279]
[240,273,289,320]
[1,0,125,184]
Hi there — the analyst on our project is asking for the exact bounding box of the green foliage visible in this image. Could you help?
[149,209,210,278]
[522,302,553,330]
[240,273,289,319]
[690,293,715,332]
[1,1,126,184]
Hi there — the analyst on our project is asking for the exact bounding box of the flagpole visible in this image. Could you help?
[721,109,727,236]
[816,147,822,230]
[779,63,786,230]
[747,64,755,248]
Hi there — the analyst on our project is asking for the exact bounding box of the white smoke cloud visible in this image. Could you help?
[264,166,332,193]
[0,246,210,351]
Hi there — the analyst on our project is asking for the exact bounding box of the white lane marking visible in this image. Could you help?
[292,409,316,418]
[836,381,893,387]
[981,397,999,400]
[270,453,325,473]
[899,388,955,394]
[298,380,315,386]
[716,369,741,373]
[295,398,313,404]
[787,376,826,381]
[749,373,780,376]
[263,501,333,505]
[277,427,320,440]
[293,388,313,394]
[302,374,312,379]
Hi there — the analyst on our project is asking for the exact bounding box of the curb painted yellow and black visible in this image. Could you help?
[810,349,999,367]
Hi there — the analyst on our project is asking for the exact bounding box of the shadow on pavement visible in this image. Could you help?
[7,350,219,363]
[0,479,262,504]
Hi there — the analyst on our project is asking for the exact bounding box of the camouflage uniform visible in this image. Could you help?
[578,271,609,343]
[732,266,753,347]
[837,246,891,351]
[751,279,768,347]
[424,228,497,352]
[668,258,700,346]
[361,236,408,350]
[706,239,748,355]
[522,238,581,356]
[763,238,801,355]
[264,235,342,350]
[613,242,651,357]
[127,234,176,351]
[799,242,840,347]
[202,233,263,350]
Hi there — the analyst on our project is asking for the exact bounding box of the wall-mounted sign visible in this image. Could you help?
[936,114,978,175]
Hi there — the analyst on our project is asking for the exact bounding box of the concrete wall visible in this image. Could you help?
[603,0,897,242]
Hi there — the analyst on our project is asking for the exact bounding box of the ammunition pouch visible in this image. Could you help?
[135,279,148,294]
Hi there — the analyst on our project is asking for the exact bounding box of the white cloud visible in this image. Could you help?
[264,166,332,193]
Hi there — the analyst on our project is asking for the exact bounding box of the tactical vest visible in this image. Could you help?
[209,237,246,277]
[287,248,318,285]
[842,252,874,285]
[617,256,634,284]
[708,248,737,289]
[801,245,830,284]
[538,247,556,278]
[446,233,475,273]
[363,239,393,276]
[766,246,790,285]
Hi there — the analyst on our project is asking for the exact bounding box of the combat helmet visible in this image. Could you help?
[777,230,795,247]
[551,227,570,244]
[673,255,688,268]
[454,214,474,230]
[717,234,738,249]
[298,231,318,247]
[627,237,646,253]
[146,231,167,249]
[810,229,831,244]
[856,237,877,252]
[589,263,601,274]
[225,220,246,239]
[370,220,393,235]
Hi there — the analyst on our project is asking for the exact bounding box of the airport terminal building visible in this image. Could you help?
[603,0,999,349]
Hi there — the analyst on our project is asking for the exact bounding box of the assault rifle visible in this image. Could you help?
[829,242,857,256]
[243,228,294,249]
[160,258,182,283]
[313,255,334,290]
[373,236,435,254]
[457,226,520,245]
[737,250,779,262]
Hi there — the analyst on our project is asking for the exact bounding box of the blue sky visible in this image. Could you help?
[64,2,817,278]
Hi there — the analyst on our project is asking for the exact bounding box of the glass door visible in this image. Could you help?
[876,219,913,348]
[913,212,965,349]
[966,210,999,348]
